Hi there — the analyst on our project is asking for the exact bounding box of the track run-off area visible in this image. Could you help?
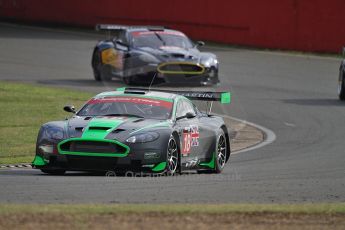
[0,23,344,204]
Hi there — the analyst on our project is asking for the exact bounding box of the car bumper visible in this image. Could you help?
[33,140,168,173]
[122,62,219,85]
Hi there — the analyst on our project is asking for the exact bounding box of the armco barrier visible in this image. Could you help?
[0,0,344,53]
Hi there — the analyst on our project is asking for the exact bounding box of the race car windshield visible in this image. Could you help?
[131,31,193,49]
[77,96,173,119]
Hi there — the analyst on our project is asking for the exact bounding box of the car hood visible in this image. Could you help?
[65,116,171,142]
[138,46,201,62]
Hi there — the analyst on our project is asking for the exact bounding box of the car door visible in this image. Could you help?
[175,99,203,167]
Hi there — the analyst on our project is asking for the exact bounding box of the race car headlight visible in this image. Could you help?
[202,57,218,67]
[139,54,160,63]
[38,144,54,154]
[126,132,160,143]
[44,127,64,140]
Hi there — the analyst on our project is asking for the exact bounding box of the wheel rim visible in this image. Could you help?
[167,137,178,174]
[217,134,227,169]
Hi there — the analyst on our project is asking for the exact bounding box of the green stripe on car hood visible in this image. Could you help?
[81,117,126,139]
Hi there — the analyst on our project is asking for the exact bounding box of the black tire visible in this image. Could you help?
[197,130,227,174]
[92,48,102,81]
[338,70,345,100]
[100,65,112,81]
[41,169,66,175]
[93,69,101,81]
[214,130,227,173]
[165,135,179,176]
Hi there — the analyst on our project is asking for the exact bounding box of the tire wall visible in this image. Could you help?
[0,0,344,53]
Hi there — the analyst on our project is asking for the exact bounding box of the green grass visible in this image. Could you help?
[0,81,93,164]
[0,203,344,215]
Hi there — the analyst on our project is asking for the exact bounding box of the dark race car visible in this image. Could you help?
[32,88,231,175]
[338,47,345,100]
[91,24,219,85]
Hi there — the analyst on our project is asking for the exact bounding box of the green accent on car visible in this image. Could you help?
[221,92,231,104]
[81,118,125,139]
[151,162,167,172]
[199,152,215,169]
[130,121,170,135]
[116,87,126,92]
[32,155,47,166]
[57,138,130,157]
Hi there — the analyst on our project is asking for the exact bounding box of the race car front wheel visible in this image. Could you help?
[166,135,179,175]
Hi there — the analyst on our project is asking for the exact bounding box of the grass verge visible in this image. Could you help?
[0,203,345,214]
[0,81,93,164]
[0,204,344,230]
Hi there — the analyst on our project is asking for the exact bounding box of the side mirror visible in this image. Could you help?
[195,41,205,48]
[342,47,345,56]
[176,112,195,121]
[64,105,76,113]
[115,39,129,51]
[186,112,196,119]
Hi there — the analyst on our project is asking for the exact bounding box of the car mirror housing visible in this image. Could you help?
[63,105,76,113]
[115,40,129,51]
[196,41,205,47]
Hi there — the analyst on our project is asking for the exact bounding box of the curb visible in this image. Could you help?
[0,164,32,169]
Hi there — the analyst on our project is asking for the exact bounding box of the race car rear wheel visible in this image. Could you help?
[166,135,179,175]
[215,130,227,173]
[41,169,66,175]
[338,70,345,100]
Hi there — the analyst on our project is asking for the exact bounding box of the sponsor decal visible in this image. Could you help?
[179,92,215,99]
[182,125,200,155]
[185,158,199,168]
[87,97,173,109]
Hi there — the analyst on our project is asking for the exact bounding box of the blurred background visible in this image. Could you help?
[0,0,344,53]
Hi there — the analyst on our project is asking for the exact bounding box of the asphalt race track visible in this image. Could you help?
[0,23,344,203]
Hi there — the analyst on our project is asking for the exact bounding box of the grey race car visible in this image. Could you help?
[32,88,231,175]
[91,24,219,85]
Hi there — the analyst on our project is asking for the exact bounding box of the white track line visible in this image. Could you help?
[221,114,276,155]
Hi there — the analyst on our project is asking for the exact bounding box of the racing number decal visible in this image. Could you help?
[182,130,191,154]
[182,125,199,156]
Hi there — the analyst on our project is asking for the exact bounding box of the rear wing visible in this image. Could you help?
[95,24,165,32]
[117,87,231,104]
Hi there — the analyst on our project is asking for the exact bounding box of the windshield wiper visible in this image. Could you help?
[102,113,144,118]
[154,32,166,46]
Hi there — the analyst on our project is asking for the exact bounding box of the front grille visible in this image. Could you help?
[59,140,128,156]
[158,62,205,75]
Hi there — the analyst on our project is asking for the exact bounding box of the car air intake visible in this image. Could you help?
[88,126,111,131]
[58,139,129,157]
[157,62,205,75]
